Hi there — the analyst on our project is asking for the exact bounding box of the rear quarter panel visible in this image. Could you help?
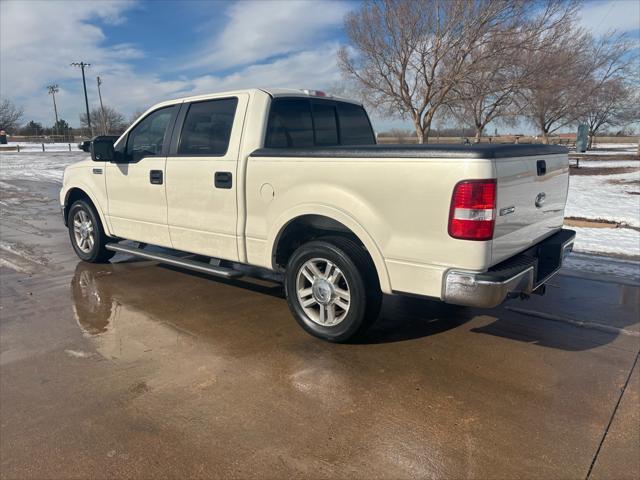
[245,156,494,297]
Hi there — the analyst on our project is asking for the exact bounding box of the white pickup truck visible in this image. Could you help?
[61,88,575,342]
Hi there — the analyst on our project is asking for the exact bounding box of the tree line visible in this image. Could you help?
[0,98,140,138]
[339,0,639,144]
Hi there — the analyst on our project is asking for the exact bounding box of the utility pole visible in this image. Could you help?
[71,62,92,137]
[47,84,59,137]
[96,76,106,135]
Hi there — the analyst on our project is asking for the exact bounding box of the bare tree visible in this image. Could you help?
[447,2,578,142]
[339,0,531,143]
[80,105,126,135]
[521,28,634,143]
[128,108,147,126]
[0,99,24,132]
[446,55,521,142]
[580,78,639,148]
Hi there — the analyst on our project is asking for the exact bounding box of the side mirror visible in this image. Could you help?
[79,140,91,152]
[91,136,116,161]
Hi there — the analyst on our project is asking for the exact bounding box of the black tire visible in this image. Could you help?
[284,236,382,342]
[67,199,115,263]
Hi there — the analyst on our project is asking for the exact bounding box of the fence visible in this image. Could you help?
[6,135,87,143]
[0,143,79,152]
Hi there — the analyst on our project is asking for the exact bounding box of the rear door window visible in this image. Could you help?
[337,102,375,145]
[265,98,314,148]
[178,98,238,156]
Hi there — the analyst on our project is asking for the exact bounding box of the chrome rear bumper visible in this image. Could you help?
[443,229,576,308]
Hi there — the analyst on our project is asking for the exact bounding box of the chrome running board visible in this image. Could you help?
[105,243,243,279]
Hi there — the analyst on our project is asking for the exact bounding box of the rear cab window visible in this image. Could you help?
[311,102,339,146]
[265,97,375,148]
[336,102,376,145]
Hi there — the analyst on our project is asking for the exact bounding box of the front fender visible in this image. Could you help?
[61,182,112,237]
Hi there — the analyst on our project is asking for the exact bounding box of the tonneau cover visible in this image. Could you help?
[251,143,568,159]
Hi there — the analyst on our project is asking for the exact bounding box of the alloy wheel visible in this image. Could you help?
[296,257,351,326]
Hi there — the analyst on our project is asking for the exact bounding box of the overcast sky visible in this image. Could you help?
[1,0,638,133]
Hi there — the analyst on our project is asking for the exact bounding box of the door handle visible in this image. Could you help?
[150,170,163,185]
[536,160,546,176]
[214,171,232,189]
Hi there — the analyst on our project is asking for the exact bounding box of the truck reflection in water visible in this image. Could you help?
[67,261,364,410]
[70,262,199,363]
[71,263,112,335]
[69,259,473,351]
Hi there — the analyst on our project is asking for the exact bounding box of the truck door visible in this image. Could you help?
[105,105,178,248]
[165,94,248,261]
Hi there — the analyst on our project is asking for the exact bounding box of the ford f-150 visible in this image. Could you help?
[61,88,575,342]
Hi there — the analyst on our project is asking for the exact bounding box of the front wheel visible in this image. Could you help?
[68,199,115,263]
[284,237,382,342]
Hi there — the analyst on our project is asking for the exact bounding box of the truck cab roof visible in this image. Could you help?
[160,88,362,108]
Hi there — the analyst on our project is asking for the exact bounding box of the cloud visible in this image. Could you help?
[183,0,350,70]
[578,0,640,36]
[188,44,344,94]
[0,0,151,124]
[0,0,352,128]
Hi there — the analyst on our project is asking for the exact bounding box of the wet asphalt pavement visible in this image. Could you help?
[1,172,639,479]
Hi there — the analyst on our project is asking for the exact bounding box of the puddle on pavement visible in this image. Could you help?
[70,262,207,364]
[66,260,474,395]
[618,284,640,307]
[66,261,382,428]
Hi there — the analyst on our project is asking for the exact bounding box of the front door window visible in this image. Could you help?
[126,107,175,161]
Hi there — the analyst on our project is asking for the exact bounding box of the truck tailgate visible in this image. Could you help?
[492,154,569,265]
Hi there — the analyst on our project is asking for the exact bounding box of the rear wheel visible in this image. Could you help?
[285,237,382,342]
[68,199,115,263]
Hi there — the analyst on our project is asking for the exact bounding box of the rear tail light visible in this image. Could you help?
[448,179,496,241]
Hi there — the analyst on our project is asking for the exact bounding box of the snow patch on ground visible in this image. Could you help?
[64,349,95,359]
[0,240,50,274]
[566,171,640,227]
[0,151,83,184]
[563,252,639,283]
[590,142,637,148]
[0,241,48,266]
[0,180,25,191]
[0,257,30,273]
[573,150,636,156]
[571,226,639,257]
[572,160,640,168]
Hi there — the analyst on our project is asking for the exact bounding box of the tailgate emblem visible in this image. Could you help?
[535,192,546,208]
[500,206,515,216]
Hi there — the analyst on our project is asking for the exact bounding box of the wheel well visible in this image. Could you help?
[64,188,95,224]
[273,215,371,271]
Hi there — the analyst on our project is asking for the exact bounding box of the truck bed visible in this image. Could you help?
[249,143,570,273]
[251,143,568,159]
